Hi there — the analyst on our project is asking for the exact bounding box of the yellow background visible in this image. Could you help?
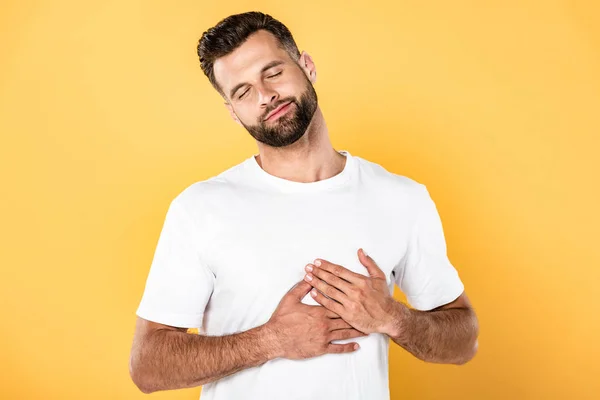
[1,0,599,399]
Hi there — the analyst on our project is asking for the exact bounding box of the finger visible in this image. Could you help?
[328,328,367,342]
[328,318,353,331]
[306,273,347,304]
[310,288,345,315]
[313,259,363,284]
[305,304,338,317]
[306,305,342,319]
[327,342,360,354]
[308,265,352,295]
[328,332,365,358]
[357,248,386,279]
[285,280,313,303]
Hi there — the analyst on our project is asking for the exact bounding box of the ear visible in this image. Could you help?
[224,102,243,127]
[298,51,317,84]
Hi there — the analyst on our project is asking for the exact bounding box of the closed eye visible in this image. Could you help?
[238,88,250,99]
[238,72,282,99]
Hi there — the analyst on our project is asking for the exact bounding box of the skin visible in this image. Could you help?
[212,29,348,184]
[305,248,479,364]
[129,27,479,394]
[214,29,479,363]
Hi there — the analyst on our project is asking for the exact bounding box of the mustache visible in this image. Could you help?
[262,98,296,121]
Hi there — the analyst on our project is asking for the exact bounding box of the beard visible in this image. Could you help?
[239,79,318,148]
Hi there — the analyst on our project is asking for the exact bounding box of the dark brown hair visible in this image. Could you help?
[197,11,301,98]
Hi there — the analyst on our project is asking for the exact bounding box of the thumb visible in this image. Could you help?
[284,279,313,303]
[358,248,385,278]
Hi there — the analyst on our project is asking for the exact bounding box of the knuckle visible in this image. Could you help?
[352,329,364,338]
[329,320,339,330]
[333,276,344,287]
[319,322,329,333]
[328,345,341,353]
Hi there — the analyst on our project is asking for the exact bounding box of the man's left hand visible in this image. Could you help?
[304,248,402,336]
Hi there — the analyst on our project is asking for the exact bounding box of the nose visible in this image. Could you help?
[257,82,279,107]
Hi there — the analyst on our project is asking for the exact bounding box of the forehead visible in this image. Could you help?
[213,30,293,94]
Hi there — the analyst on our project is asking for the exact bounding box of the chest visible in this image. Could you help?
[201,191,408,308]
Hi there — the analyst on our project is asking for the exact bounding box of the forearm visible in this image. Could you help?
[131,323,280,393]
[387,300,479,365]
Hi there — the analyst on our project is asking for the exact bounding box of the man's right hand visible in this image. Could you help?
[265,279,367,360]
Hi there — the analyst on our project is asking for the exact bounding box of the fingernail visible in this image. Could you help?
[305,274,312,281]
[314,260,321,266]
[311,289,317,296]
[354,343,360,350]
[305,264,313,272]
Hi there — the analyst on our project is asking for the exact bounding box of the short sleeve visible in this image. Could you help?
[394,184,464,311]
[135,197,215,328]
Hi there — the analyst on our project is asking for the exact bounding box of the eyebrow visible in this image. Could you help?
[229,60,285,99]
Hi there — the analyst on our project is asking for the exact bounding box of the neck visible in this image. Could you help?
[254,106,346,183]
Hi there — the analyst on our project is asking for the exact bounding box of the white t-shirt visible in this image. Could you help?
[135,150,464,400]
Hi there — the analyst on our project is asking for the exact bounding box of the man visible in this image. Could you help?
[129,11,479,399]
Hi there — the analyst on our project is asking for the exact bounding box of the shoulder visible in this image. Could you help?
[170,157,250,211]
[353,155,427,201]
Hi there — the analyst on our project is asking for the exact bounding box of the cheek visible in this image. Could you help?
[234,105,261,123]
[279,81,304,98]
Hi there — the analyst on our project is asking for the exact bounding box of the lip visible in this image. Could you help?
[265,101,292,121]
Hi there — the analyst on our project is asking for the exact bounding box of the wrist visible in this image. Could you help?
[381,298,408,339]
[260,322,284,360]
